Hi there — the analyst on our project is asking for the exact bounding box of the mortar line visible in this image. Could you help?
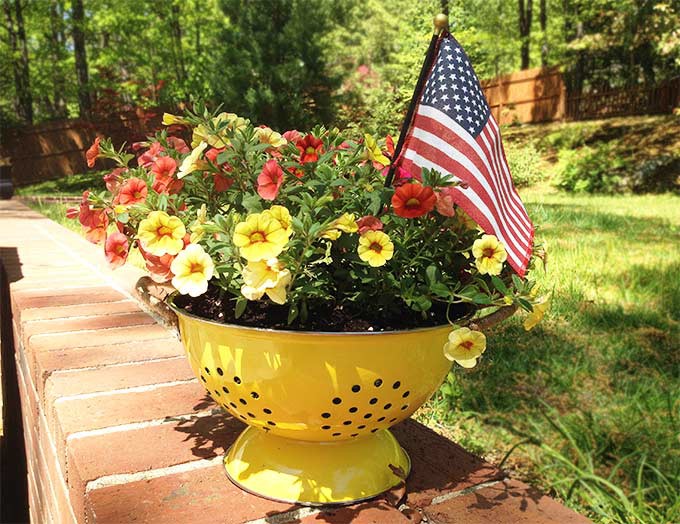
[54,378,198,403]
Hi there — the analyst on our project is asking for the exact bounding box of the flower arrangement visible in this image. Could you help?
[73,106,547,368]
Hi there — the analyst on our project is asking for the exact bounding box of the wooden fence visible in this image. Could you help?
[0,109,162,187]
[480,66,566,125]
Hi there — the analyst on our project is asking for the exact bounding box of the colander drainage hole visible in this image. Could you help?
[374,379,383,387]
[239,398,247,405]
[267,421,276,426]
[351,385,361,392]
[357,425,366,429]
[369,397,378,405]
[343,420,352,426]
[403,391,410,398]
[234,376,242,384]
[332,397,342,405]
[349,407,358,413]
[384,403,392,410]
[371,428,378,433]
[263,408,272,414]
[213,389,220,396]
[401,404,409,410]
[321,412,331,418]
[247,412,255,418]
[364,413,373,419]
[222,386,229,394]
[216,367,223,376]
[250,391,259,399]
[230,402,237,408]
[332,433,341,437]
[351,433,358,437]
[392,381,401,389]
[200,375,207,383]
[240,415,246,420]
[378,416,385,422]
[322,425,331,430]
[204,367,211,375]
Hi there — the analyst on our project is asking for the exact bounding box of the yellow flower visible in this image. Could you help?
[363,134,390,167]
[241,258,291,305]
[472,234,507,276]
[322,213,358,240]
[137,210,186,256]
[162,113,188,126]
[263,205,293,235]
[170,244,214,297]
[443,327,486,368]
[233,213,290,262]
[113,204,128,214]
[190,204,208,243]
[358,230,394,267]
[192,112,249,148]
[523,296,550,331]
[255,127,287,148]
[178,141,208,179]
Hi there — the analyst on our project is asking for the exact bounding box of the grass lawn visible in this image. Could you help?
[420,185,679,523]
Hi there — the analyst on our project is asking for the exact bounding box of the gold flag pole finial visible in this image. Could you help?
[434,13,449,35]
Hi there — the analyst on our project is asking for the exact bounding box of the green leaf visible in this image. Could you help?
[287,303,299,324]
[491,276,509,295]
[425,265,439,286]
[234,298,247,318]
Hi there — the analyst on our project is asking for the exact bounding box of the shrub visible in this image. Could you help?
[555,144,629,194]
[505,143,544,187]
[629,155,680,194]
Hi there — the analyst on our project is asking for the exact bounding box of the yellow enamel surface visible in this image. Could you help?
[173,307,453,504]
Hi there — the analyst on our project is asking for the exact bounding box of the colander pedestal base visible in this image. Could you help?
[224,426,411,505]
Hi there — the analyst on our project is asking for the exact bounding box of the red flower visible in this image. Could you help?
[152,156,177,178]
[385,134,395,157]
[138,142,164,167]
[296,134,324,164]
[105,232,129,269]
[213,173,234,192]
[391,183,437,218]
[166,136,190,154]
[257,159,284,200]
[152,173,184,195]
[118,178,148,205]
[381,165,421,185]
[435,187,457,217]
[356,215,383,234]
[287,166,304,179]
[205,147,226,165]
[282,130,302,144]
[86,137,101,168]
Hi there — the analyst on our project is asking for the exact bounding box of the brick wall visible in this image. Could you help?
[0,199,592,523]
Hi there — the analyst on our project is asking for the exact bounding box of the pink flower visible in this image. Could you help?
[152,156,177,178]
[356,215,383,234]
[138,142,164,167]
[435,187,457,217]
[105,232,129,269]
[282,130,302,144]
[166,136,190,154]
[118,178,148,205]
[381,165,421,186]
[257,159,284,200]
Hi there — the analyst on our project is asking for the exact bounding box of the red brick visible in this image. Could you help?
[301,501,411,523]
[85,464,296,524]
[34,338,184,395]
[392,420,505,508]
[53,380,210,439]
[13,287,127,321]
[45,356,192,400]
[19,300,140,322]
[29,323,171,352]
[23,311,157,343]
[423,479,592,524]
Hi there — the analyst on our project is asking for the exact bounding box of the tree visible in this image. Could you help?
[3,0,32,123]
[540,0,548,66]
[518,0,533,69]
[47,0,68,117]
[72,0,91,118]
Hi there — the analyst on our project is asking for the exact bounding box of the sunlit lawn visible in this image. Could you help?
[421,185,680,523]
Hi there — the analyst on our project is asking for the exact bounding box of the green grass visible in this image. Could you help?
[421,185,680,523]
[15,171,105,196]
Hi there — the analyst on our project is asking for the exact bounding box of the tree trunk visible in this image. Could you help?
[440,0,449,16]
[48,0,67,118]
[518,0,533,70]
[169,3,186,83]
[540,0,547,66]
[71,0,91,119]
[3,0,33,124]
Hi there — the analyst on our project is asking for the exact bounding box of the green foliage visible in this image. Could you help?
[505,143,545,187]
[15,171,105,196]
[555,144,629,193]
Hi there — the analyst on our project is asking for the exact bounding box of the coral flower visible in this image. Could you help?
[104,232,129,269]
[472,234,507,276]
[84,211,108,244]
[443,327,486,368]
[166,136,190,153]
[170,244,215,297]
[85,137,101,168]
[257,159,284,200]
[152,156,177,178]
[139,245,175,283]
[213,173,234,192]
[137,210,186,256]
[178,141,208,179]
[356,215,383,234]
[205,147,226,165]
[296,134,324,164]
[435,187,457,217]
[523,296,550,331]
[391,183,437,218]
[263,205,292,235]
[358,230,394,267]
[241,258,291,304]
[233,213,290,262]
[255,126,287,148]
[363,134,390,169]
[138,141,164,168]
[103,167,126,194]
[117,178,148,205]
[282,130,301,144]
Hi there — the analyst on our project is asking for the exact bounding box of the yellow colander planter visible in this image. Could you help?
[170,302,462,505]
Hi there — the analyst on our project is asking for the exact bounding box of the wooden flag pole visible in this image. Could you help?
[384,13,449,188]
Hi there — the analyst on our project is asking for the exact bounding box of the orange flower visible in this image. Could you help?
[118,178,148,205]
[391,183,437,218]
[139,245,175,283]
[83,210,108,244]
[296,134,324,164]
[152,156,177,178]
[86,137,101,168]
[356,215,383,234]
[257,159,284,200]
[104,232,129,269]
[435,187,457,217]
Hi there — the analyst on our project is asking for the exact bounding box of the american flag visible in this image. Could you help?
[396,34,534,276]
